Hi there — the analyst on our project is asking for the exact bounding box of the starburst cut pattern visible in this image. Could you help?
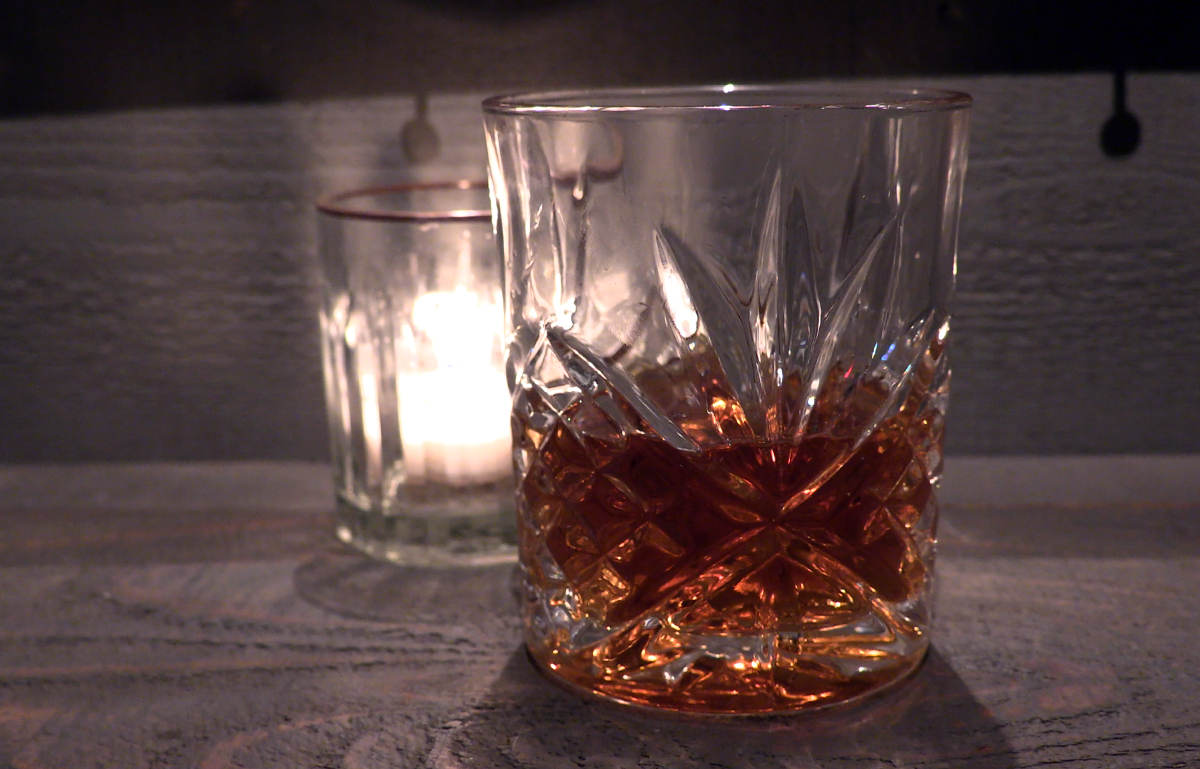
[513,302,949,712]
[507,125,958,711]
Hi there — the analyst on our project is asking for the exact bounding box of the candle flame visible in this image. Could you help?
[412,289,502,369]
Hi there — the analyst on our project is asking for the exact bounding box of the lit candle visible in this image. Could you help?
[399,289,512,486]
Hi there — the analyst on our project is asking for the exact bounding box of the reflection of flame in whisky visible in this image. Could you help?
[515,346,945,714]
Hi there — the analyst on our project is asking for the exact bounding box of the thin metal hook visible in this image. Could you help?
[1100,68,1140,158]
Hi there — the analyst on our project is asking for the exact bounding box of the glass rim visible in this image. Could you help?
[316,180,491,222]
[483,83,972,116]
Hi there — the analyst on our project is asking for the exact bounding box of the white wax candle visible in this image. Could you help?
[399,367,511,486]
[399,289,511,486]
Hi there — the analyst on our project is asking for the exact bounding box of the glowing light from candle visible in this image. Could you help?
[400,289,511,486]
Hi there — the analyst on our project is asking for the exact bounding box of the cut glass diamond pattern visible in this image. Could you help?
[490,96,969,713]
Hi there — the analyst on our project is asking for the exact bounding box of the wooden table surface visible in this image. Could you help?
[1,457,1198,768]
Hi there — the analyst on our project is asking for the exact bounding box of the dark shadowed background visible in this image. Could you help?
[1,0,1198,462]
[2,0,1199,117]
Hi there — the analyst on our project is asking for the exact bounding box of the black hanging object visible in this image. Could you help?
[1101,68,1140,158]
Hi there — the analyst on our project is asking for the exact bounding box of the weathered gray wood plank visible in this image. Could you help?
[0,458,1198,767]
[1,74,1199,461]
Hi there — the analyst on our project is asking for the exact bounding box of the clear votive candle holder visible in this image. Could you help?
[315,181,516,566]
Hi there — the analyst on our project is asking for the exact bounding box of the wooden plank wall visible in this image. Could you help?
[1,73,1197,462]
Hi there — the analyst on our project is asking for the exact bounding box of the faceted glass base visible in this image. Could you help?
[529,638,929,716]
[334,482,517,567]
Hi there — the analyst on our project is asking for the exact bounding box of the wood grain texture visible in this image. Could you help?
[0,458,1198,767]
[1,74,1199,461]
